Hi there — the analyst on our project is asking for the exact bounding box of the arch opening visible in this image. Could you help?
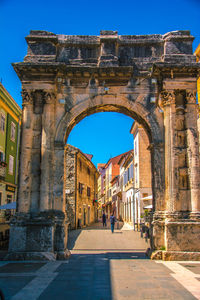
[62,108,155,254]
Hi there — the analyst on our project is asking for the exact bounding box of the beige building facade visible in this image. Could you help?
[7,30,200,261]
[65,144,98,229]
[130,122,152,226]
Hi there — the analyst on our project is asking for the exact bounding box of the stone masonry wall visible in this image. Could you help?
[64,144,77,228]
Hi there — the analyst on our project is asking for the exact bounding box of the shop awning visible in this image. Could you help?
[0,202,16,210]
[144,204,153,209]
[142,195,152,201]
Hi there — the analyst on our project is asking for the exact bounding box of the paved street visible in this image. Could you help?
[0,222,199,300]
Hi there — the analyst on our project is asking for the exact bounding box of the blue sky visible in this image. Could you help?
[0,0,199,166]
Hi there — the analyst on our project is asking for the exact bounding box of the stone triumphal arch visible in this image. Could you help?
[7,30,200,260]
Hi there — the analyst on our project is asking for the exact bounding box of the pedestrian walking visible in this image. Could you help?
[110,213,116,233]
[145,225,149,243]
[141,223,146,238]
[102,212,107,227]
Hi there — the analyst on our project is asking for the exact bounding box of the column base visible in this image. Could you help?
[3,251,57,261]
[152,211,200,259]
[7,211,70,261]
[151,250,200,261]
[2,250,71,261]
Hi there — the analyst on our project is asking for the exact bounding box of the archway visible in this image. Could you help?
[7,30,200,261]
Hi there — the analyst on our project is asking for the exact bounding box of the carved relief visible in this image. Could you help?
[179,168,188,189]
[178,151,187,168]
[176,131,186,148]
[160,90,175,106]
[176,113,185,131]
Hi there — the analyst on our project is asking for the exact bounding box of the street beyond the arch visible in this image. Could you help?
[0,222,199,300]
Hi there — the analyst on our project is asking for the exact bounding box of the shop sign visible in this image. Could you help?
[6,185,15,193]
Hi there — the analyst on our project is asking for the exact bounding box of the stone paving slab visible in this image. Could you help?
[0,223,199,299]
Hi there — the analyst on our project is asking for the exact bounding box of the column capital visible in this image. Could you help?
[186,90,197,104]
[21,89,33,106]
[43,91,56,104]
[160,90,176,107]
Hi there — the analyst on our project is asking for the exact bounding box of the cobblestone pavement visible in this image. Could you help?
[0,222,199,300]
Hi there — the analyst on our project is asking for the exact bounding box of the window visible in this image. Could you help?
[79,160,82,171]
[87,168,90,176]
[142,193,148,198]
[7,194,12,203]
[78,182,83,194]
[0,151,4,162]
[0,113,5,132]
[130,164,133,179]
[9,155,14,174]
[87,187,91,197]
[135,166,138,184]
[11,122,16,141]
[134,139,137,156]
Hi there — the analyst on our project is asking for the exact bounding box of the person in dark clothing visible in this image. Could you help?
[110,213,116,233]
[141,223,146,238]
[145,226,150,243]
[102,212,107,227]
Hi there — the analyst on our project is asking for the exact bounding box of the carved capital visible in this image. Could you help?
[160,90,176,107]
[21,89,33,105]
[186,90,197,104]
[44,91,56,104]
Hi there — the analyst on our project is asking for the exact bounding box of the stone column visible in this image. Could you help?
[30,90,44,213]
[185,90,200,212]
[160,91,178,212]
[17,89,34,213]
[40,92,55,211]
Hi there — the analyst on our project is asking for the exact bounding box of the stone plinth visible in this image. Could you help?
[5,211,70,261]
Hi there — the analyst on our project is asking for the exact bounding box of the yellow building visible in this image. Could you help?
[194,44,200,101]
[65,144,99,229]
[194,44,200,151]
[0,83,21,222]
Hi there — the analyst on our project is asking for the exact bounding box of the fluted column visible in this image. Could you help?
[30,90,45,213]
[17,90,34,212]
[185,90,200,212]
[160,91,178,212]
[40,91,55,211]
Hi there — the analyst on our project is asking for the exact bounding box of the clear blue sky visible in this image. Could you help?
[0,0,199,166]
